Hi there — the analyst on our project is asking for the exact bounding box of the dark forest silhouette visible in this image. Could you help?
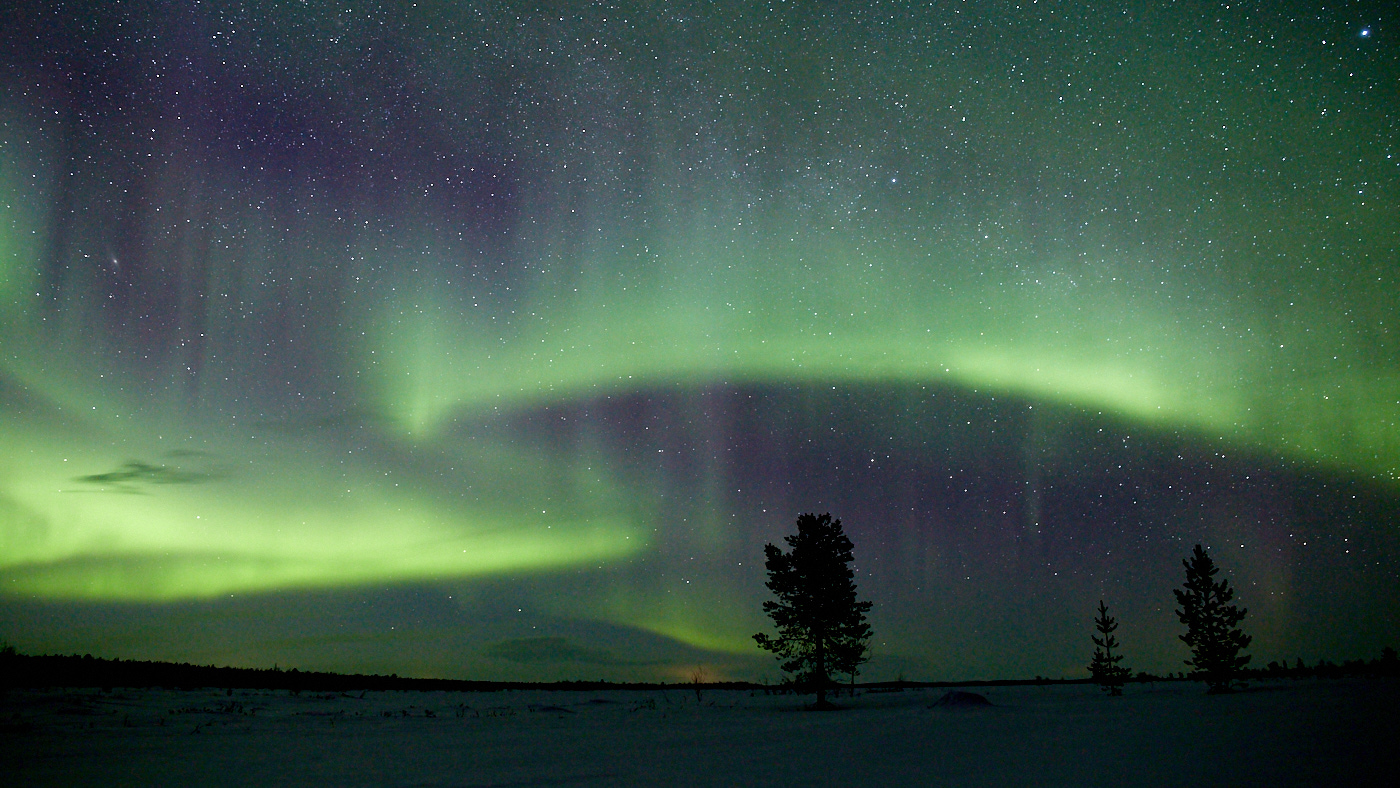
[0,644,758,693]
[1,641,1395,694]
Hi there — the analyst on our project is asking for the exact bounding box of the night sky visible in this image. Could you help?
[1,1,1397,683]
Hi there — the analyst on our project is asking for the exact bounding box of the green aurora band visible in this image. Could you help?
[1,1,1397,666]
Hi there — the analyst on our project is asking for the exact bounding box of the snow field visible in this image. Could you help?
[3,679,1393,786]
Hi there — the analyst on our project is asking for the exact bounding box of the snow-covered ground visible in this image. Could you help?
[3,679,1392,786]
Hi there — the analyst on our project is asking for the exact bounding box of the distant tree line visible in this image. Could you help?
[0,645,758,693]
[3,640,1391,696]
[1252,650,1400,680]
[1117,650,1400,683]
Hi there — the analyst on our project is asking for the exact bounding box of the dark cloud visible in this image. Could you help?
[483,637,644,666]
[73,460,217,491]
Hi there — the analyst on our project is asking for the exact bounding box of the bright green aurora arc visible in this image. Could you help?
[1,1,1397,682]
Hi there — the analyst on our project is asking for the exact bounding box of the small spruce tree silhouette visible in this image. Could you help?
[754,512,872,709]
[1174,544,1252,693]
[1087,600,1131,695]
[832,636,871,698]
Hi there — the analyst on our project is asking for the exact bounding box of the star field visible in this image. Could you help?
[0,1,1396,681]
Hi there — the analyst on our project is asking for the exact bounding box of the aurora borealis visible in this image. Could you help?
[1,1,1397,682]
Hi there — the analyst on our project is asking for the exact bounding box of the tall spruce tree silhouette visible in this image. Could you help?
[1088,600,1130,695]
[1175,544,1252,693]
[754,512,872,709]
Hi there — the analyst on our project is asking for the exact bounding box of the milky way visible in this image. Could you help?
[1,1,1396,681]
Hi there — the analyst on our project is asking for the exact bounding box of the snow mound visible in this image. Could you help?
[930,690,992,708]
